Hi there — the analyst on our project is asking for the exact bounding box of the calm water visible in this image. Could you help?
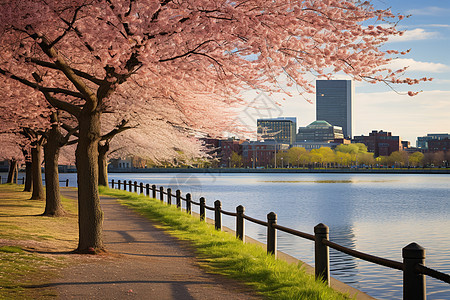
[4,172,450,299]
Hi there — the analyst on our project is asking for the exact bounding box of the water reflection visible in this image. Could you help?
[329,225,359,284]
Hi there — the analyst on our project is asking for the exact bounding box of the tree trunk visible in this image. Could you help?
[23,161,33,192]
[7,159,18,183]
[98,142,109,187]
[43,124,65,217]
[75,111,104,253]
[30,145,45,200]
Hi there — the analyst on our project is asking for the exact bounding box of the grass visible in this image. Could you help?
[0,184,78,299]
[99,186,351,299]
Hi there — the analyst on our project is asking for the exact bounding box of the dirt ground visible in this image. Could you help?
[48,190,262,299]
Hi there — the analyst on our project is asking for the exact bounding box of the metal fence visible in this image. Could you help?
[110,179,450,300]
[0,176,70,187]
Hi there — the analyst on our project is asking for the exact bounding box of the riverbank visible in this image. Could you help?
[108,167,450,174]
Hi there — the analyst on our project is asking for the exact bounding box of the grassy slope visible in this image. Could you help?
[99,186,351,300]
[0,184,78,299]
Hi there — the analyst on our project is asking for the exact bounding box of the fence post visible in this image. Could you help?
[267,212,277,257]
[65,179,69,187]
[403,243,426,300]
[129,181,133,192]
[134,181,138,193]
[123,180,127,190]
[111,179,115,189]
[159,186,164,202]
[167,188,172,205]
[176,190,182,209]
[236,205,245,242]
[22,177,25,184]
[118,180,121,190]
[152,185,156,198]
[140,182,144,194]
[314,223,330,285]
[199,197,206,221]
[146,184,150,196]
[186,193,192,215]
[214,200,222,230]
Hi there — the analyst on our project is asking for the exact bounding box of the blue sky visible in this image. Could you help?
[240,1,450,146]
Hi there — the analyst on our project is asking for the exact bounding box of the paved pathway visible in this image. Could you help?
[55,190,261,299]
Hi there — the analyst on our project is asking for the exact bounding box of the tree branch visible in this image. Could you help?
[28,58,104,85]
[101,119,138,142]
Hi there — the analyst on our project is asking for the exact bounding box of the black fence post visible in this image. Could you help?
[123,180,127,191]
[140,182,144,194]
[314,223,330,285]
[176,190,181,209]
[403,243,426,300]
[118,180,121,190]
[267,212,277,257]
[186,193,192,215]
[22,177,25,184]
[214,200,222,231]
[111,179,115,189]
[152,185,156,198]
[167,188,172,205]
[146,184,150,196]
[159,186,164,202]
[65,179,69,187]
[236,205,245,242]
[129,181,133,192]
[134,181,138,193]
[199,197,206,221]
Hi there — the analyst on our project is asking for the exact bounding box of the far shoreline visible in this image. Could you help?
[106,167,450,175]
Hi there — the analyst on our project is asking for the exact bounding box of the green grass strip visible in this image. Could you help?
[99,186,351,299]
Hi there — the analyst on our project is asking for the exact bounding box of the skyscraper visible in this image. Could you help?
[316,80,353,138]
[257,117,297,145]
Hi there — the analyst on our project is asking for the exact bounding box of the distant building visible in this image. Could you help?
[401,141,410,150]
[219,138,243,167]
[0,160,9,172]
[296,120,344,142]
[353,130,402,157]
[416,134,450,149]
[257,117,297,145]
[241,140,290,168]
[292,138,349,151]
[316,80,353,138]
[109,157,133,169]
[428,138,450,153]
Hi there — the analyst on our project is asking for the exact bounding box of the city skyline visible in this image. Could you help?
[239,0,450,146]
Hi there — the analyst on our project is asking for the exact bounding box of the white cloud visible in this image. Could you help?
[425,24,450,29]
[388,58,450,73]
[388,28,438,42]
[354,90,450,145]
[406,7,450,16]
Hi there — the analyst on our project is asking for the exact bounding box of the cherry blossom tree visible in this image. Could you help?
[0,134,23,184]
[0,0,430,253]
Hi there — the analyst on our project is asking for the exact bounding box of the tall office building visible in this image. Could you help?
[316,80,353,138]
[257,117,297,145]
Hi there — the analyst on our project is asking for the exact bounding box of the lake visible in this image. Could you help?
[4,172,450,299]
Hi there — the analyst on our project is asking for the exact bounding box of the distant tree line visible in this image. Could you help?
[229,144,449,168]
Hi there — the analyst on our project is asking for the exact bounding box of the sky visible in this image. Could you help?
[238,0,450,147]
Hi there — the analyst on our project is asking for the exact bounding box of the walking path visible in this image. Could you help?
[55,189,261,299]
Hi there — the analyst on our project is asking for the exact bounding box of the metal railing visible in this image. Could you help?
[0,176,70,187]
[109,179,450,300]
